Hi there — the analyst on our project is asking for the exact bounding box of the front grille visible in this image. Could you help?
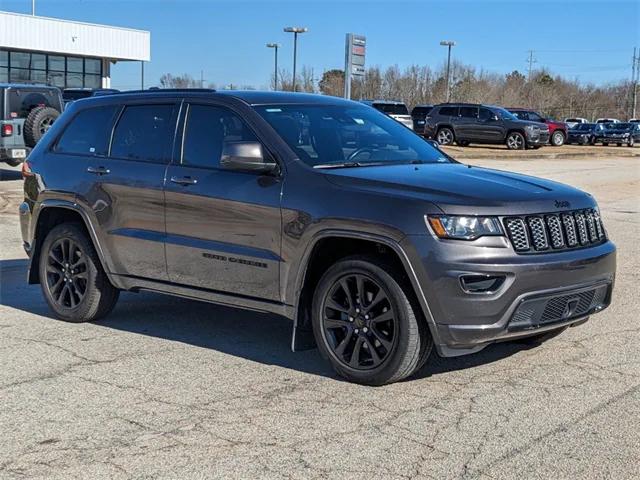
[504,209,606,254]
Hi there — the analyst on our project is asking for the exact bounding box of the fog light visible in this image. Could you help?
[460,274,506,293]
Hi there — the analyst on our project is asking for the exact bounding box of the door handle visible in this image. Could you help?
[87,166,110,175]
[170,176,198,186]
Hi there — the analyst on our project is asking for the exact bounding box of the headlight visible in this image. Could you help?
[426,215,503,240]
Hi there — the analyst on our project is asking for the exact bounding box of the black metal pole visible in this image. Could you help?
[292,32,298,92]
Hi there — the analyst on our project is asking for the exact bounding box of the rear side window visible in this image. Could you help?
[182,104,260,169]
[55,105,118,156]
[459,106,478,118]
[111,104,176,163]
[438,106,458,116]
[478,108,494,120]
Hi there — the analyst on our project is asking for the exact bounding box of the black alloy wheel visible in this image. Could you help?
[39,223,119,322]
[321,273,396,370]
[45,237,88,309]
[312,256,431,385]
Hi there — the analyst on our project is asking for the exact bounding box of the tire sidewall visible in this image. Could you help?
[24,107,60,147]
[437,127,454,145]
[311,259,416,384]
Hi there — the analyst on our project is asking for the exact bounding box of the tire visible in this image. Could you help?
[39,223,119,322]
[550,130,565,146]
[436,127,455,146]
[515,326,568,345]
[580,137,589,145]
[311,255,432,385]
[506,131,526,150]
[23,106,60,148]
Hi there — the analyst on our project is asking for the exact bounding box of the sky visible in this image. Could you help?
[1,0,639,90]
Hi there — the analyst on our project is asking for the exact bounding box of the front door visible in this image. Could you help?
[476,107,505,143]
[163,103,282,301]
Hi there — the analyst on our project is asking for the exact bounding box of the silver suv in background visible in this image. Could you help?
[1,83,62,166]
[361,100,414,130]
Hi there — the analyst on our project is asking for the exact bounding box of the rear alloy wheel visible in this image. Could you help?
[39,223,119,322]
[436,127,454,146]
[312,256,430,385]
[551,130,565,146]
[506,132,526,150]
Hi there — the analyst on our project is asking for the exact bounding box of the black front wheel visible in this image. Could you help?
[312,256,431,385]
[39,223,119,322]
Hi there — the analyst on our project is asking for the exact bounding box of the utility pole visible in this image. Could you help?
[527,50,537,81]
[266,43,280,90]
[284,27,308,92]
[632,47,638,119]
[440,40,456,102]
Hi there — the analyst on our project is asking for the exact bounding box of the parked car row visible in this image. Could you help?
[567,122,639,147]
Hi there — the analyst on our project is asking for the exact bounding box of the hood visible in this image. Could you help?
[513,119,550,130]
[546,119,566,128]
[322,163,594,215]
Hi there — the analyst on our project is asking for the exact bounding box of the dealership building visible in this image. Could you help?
[0,11,150,89]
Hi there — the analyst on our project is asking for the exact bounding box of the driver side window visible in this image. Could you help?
[478,108,494,121]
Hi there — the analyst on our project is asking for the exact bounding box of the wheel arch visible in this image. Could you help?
[29,201,114,286]
[290,230,439,352]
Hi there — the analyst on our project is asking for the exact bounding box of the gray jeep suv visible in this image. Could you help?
[425,103,550,149]
[1,84,62,166]
[19,90,616,385]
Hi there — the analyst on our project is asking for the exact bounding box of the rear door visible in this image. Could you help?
[48,100,178,280]
[163,101,282,301]
[453,106,479,140]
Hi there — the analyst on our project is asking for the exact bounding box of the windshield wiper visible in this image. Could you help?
[313,161,365,169]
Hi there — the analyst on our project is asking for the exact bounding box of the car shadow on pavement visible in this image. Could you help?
[0,167,22,181]
[1,258,533,381]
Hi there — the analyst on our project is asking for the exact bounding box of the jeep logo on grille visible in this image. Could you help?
[555,200,571,209]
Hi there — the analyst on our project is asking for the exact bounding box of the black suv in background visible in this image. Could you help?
[424,103,550,149]
[1,83,62,166]
[20,90,615,385]
[411,104,434,135]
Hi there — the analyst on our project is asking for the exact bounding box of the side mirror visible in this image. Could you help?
[491,114,499,121]
[220,142,277,174]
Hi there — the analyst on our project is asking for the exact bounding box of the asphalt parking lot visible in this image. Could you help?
[1,156,639,479]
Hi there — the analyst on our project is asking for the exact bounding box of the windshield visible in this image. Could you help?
[256,104,452,168]
[605,123,630,130]
[496,108,518,120]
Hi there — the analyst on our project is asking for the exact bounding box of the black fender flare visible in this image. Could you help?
[28,200,123,288]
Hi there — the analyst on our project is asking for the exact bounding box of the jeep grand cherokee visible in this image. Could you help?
[20,90,616,385]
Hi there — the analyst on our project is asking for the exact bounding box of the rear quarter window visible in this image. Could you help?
[54,105,119,156]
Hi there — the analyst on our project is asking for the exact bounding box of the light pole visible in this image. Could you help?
[266,43,280,90]
[440,40,456,102]
[284,26,308,92]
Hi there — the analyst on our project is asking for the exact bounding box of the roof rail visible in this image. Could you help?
[103,88,217,96]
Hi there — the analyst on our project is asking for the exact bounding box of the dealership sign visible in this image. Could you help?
[344,33,366,99]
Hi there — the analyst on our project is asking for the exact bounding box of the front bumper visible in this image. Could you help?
[402,235,616,357]
[526,131,550,145]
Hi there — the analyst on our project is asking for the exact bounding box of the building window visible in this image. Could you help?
[0,48,103,89]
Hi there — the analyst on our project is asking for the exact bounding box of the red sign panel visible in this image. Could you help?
[352,46,365,56]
